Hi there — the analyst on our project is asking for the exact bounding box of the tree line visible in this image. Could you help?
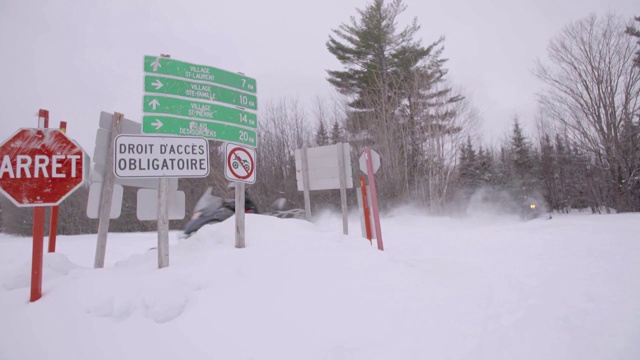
[1,1,639,235]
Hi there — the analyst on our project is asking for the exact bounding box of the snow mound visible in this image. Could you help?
[1,252,78,291]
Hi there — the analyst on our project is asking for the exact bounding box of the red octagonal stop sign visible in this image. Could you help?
[0,128,86,207]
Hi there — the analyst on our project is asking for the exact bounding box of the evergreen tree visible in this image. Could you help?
[627,16,640,68]
[330,121,343,144]
[315,120,329,146]
[509,118,538,201]
[539,134,559,210]
[553,134,571,212]
[326,0,457,201]
[477,145,494,186]
[485,146,516,210]
[618,115,640,210]
[326,0,428,117]
[568,145,596,210]
[457,136,479,198]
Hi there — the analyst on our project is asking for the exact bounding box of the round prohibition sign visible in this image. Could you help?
[227,147,255,180]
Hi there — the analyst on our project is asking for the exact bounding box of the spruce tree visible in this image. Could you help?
[554,134,571,211]
[627,16,640,68]
[567,145,593,210]
[326,0,427,113]
[458,136,479,199]
[539,134,558,211]
[509,118,538,202]
[618,115,640,210]
[315,120,329,146]
[330,121,343,144]
[477,145,494,186]
[326,0,456,200]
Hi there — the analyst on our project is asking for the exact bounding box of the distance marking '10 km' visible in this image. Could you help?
[143,95,257,129]
[144,76,257,111]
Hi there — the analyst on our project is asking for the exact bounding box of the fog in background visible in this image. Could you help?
[1,0,637,157]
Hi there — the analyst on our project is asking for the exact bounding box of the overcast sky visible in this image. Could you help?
[0,0,637,158]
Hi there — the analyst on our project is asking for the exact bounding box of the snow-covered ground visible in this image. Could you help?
[1,208,639,360]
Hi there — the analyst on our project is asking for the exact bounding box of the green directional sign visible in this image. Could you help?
[143,95,257,129]
[145,75,257,111]
[143,116,258,147]
[144,55,256,94]
[142,55,258,147]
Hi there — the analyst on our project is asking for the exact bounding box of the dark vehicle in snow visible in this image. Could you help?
[183,187,305,237]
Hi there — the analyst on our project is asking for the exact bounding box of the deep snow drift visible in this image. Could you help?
[1,209,639,360]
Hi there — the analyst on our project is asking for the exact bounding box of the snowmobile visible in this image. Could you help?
[519,197,543,221]
[265,198,306,219]
[182,187,305,237]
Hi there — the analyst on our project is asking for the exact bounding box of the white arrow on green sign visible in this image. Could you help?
[143,95,257,129]
[144,76,257,111]
[143,116,257,147]
[144,55,256,94]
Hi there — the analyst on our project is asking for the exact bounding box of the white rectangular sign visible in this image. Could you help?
[94,111,183,189]
[86,182,123,219]
[136,188,186,220]
[114,135,209,178]
[295,143,353,191]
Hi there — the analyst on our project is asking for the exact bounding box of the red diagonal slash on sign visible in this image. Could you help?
[227,147,254,180]
[234,152,250,174]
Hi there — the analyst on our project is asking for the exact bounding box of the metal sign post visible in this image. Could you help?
[157,177,170,268]
[113,133,209,268]
[224,143,257,249]
[235,182,246,249]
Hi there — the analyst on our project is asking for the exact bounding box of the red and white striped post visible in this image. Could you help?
[364,147,384,251]
[360,176,373,242]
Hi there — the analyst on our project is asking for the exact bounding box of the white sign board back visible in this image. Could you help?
[86,182,123,219]
[294,143,353,191]
[359,149,380,174]
[136,189,186,220]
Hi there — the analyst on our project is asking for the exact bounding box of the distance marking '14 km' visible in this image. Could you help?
[144,76,257,111]
[143,95,257,129]
[144,55,256,94]
[142,116,257,147]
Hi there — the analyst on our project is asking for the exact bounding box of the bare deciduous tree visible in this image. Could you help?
[253,98,314,210]
[417,84,479,212]
[535,13,640,212]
